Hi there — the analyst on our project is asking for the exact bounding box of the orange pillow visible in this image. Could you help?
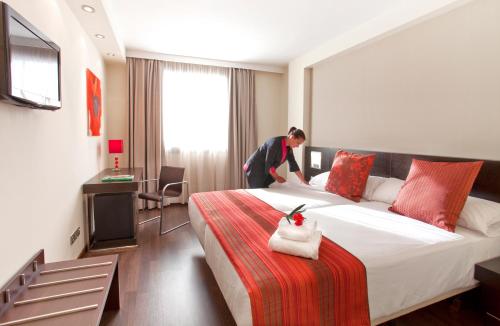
[325,150,375,202]
[389,159,483,232]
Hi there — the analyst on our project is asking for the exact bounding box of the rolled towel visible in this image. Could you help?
[268,230,322,260]
[277,217,317,242]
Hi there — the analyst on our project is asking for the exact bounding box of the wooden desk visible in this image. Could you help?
[0,250,119,326]
[82,168,143,194]
[83,168,143,251]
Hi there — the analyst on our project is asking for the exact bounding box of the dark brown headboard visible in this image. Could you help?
[304,146,500,203]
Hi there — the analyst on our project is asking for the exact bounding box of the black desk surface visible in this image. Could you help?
[82,168,143,194]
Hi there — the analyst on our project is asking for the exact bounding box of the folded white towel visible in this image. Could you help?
[277,217,317,242]
[268,230,322,260]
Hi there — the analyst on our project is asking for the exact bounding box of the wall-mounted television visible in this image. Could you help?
[0,2,61,110]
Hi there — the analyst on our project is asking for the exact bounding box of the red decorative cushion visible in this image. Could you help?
[389,159,483,232]
[325,150,375,202]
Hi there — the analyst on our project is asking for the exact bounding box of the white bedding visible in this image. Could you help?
[188,184,500,324]
[249,182,355,211]
[305,202,500,319]
[190,182,354,248]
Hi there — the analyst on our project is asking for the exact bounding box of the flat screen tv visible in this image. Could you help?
[0,2,61,110]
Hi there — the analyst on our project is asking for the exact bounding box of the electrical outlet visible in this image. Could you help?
[70,227,81,245]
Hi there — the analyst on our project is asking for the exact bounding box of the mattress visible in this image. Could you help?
[188,184,500,324]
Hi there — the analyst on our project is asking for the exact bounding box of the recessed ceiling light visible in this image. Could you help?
[81,5,95,13]
[95,34,105,39]
[106,53,116,57]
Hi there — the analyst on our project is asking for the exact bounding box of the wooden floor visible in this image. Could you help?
[88,204,487,326]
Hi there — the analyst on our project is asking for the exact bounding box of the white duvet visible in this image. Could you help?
[189,182,353,248]
[248,182,355,211]
[188,183,500,324]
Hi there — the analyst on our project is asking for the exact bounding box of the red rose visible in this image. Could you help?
[285,204,307,225]
[293,213,304,226]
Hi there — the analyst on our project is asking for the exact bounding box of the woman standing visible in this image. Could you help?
[244,127,309,188]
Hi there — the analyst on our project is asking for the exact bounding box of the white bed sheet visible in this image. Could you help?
[188,187,500,324]
[190,183,353,248]
[248,182,355,211]
[308,202,500,320]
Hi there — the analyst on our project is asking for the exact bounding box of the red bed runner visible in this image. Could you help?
[191,190,370,325]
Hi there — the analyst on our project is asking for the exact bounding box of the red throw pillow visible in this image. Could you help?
[389,159,483,232]
[325,150,375,202]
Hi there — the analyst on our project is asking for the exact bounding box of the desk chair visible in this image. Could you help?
[138,166,189,235]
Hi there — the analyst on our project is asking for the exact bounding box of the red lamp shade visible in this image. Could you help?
[108,139,123,154]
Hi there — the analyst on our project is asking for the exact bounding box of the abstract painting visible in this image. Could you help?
[86,69,102,136]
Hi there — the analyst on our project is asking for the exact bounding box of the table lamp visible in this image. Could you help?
[108,139,123,171]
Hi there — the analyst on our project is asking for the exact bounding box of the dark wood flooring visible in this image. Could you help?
[87,204,488,326]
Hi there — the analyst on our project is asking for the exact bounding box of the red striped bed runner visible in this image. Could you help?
[191,190,370,326]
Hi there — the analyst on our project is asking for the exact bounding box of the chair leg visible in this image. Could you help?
[159,195,190,236]
[138,215,160,225]
[159,197,164,236]
[139,197,190,235]
[160,220,190,235]
[138,201,161,225]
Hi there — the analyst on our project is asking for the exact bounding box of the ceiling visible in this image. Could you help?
[68,0,466,68]
[66,0,125,62]
[104,0,407,67]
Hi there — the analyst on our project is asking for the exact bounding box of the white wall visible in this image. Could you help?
[287,0,470,177]
[255,71,288,175]
[311,0,500,159]
[255,71,288,145]
[105,62,128,168]
[0,0,105,284]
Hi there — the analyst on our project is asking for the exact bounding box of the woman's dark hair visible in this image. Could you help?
[288,127,306,140]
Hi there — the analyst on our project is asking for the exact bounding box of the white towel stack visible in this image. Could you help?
[268,217,322,260]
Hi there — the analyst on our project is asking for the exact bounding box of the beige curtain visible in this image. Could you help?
[228,68,257,189]
[127,57,164,209]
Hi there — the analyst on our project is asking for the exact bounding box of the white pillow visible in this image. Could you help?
[457,196,500,237]
[309,172,329,187]
[371,177,405,204]
[310,173,386,200]
[362,176,387,201]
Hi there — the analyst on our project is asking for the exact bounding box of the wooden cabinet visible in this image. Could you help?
[82,168,143,251]
[474,257,500,324]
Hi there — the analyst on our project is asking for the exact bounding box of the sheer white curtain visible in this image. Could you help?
[162,62,230,194]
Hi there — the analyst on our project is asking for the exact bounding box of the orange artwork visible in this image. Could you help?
[86,69,102,136]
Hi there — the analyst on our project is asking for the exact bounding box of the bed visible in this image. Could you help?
[189,147,500,325]
[188,183,353,249]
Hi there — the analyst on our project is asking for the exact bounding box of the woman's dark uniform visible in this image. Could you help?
[244,136,299,188]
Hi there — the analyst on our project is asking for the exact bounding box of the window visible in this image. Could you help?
[162,66,229,151]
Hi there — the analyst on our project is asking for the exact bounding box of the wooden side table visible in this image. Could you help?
[474,256,500,325]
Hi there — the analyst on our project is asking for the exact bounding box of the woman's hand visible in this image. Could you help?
[270,169,286,183]
[275,175,286,183]
[294,171,310,186]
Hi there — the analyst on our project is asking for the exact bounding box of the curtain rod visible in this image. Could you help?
[126,50,286,74]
